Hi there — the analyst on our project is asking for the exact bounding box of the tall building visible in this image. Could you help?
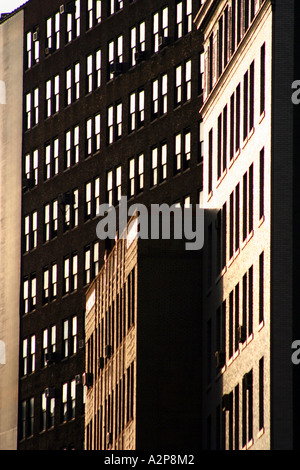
[84,214,202,450]
[0,8,24,450]
[0,0,204,450]
[195,0,300,450]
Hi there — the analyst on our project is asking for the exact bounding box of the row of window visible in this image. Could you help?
[207,0,265,94]
[210,251,265,381]
[21,316,79,378]
[207,356,264,450]
[25,1,195,70]
[207,148,265,285]
[23,123,203,196]
[86,267,135,387]
[24,56,200,132]
[24,166,198,256]
[22,183,195,312]
[86,361,134,450]
[207,43,265,194]
[20,376,85,441]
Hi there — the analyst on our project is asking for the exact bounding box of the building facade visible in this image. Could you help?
[0,0,204,450]
[84,215,202,450]
[195,0,300,450]
[0,8,24,451]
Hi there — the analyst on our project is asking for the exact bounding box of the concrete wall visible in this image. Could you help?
[198,0,272,450]
[0,10,23,450]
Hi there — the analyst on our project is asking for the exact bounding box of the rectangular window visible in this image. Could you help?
[62,382,68,422]
[128,157,135,197]
[222,105,227,172]
[259,357,264,430]
[65,129,72,167]
[235,283,239,352]
[183,130,191,170]
[85,181,93,219]
[25,92,32,130]
[199,51,204,94]
[260,148,265,219]
[230,93,235,160]
[107,105,114,144]
[176,2,183,39]
[235,84,241,152]
[75,62,80,100]
[26,31,32,69]
[243,71,248,141]
[243,172,248,241]
[161,142,168,180]
[95,113,101,151]
[129,93,136,132]
[198,120,204,163]
[130,21,146,67]
[175,65,182,106]
[96,49,101,87]
[260,43,265,115]
[222,202,227,270]
[115,166,122,203]
[86,118,93,156]
[248,163,253,233]
[63,258,70,294]
[229,191,234,259]
[229,290,234,358]
[217,113,222,180]
[74,125,80,163]
[151,147,158,187]
[152,7,169,53]
[248,265,253,336]
[218,16,223,77]
[208,34,213,93]
[249,61,254,131]
[85,247,91,284]
[66,68,72,105]
[231,0,236,54]
[161,73,168,114]
[208,128,213,193]
[235,183,240,251]
[152,79,159,118]
[46,17,52,49]
[29,397,34,437]
[107,170,113,206]
[259,251,264,324]
[116,102,123,139]
[235,384,239,450]
[54,11,60,50]
[87,54,93,93]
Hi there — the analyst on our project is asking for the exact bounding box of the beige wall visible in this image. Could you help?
[200,0,272,450]
[0,10,24,450]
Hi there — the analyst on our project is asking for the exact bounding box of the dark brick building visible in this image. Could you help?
[10,0,204,450]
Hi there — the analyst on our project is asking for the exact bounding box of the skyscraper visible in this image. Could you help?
[0,0,204,450]
[195,0,300,450]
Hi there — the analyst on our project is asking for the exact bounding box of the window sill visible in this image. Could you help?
[216,168,227,188]
[241,229,254,250]
[246,438,254,449]
[258,320,264,332]
[259,110,265,124]
[247,332,254,345]
[242,127,254,150]
[257,427,264,439]
[207,190,213,203]
[258,215,265,228]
